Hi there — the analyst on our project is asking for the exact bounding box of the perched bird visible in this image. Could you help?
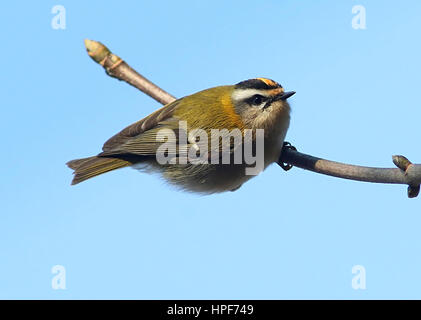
[67,78,295,193]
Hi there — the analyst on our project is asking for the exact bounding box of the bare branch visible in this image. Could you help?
[281,149,421,198]
[83,39,421,198]
[84,40,175,105]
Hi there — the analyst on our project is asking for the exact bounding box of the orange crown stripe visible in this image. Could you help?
[256,78,277,87]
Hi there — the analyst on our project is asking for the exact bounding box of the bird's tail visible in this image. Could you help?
[67,156,131,185]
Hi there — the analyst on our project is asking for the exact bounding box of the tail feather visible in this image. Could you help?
[67,156,131,185]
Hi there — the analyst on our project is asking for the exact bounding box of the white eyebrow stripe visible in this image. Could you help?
[231,89,269,101]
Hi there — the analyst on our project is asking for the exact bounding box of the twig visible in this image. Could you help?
[84,40,175,105]
[83,39,421,198]
[282,149,421,198]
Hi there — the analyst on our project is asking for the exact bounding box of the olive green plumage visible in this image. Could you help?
[67,78,294,193]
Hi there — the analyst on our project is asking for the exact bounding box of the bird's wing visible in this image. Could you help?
[99,94,240,160]
[101,99,181,153]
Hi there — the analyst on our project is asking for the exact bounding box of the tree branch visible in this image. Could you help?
[83,39,421,198]
[84,39,175,105]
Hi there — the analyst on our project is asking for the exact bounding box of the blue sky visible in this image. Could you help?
[1,1,420,299]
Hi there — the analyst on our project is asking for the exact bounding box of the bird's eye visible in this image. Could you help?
[251,95,264,106]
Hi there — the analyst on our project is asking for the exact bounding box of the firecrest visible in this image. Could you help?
[67,78,295,193]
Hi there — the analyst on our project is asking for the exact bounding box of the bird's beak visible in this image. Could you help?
[263,91,296,109]
[280,91,296,100]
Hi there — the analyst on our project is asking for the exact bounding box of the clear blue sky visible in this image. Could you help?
[1,1,420,299]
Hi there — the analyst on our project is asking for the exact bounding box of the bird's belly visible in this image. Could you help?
[161,162,253,194]
[133,121,288,194]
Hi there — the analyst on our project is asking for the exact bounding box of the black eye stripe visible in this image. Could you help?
[247,94,267,106]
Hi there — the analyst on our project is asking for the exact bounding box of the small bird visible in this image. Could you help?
[67,78,295,193]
